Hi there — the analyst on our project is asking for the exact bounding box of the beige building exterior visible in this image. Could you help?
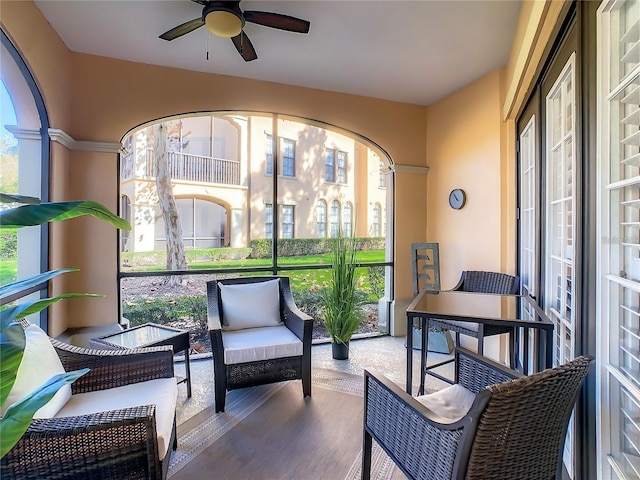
[121,114,389,253]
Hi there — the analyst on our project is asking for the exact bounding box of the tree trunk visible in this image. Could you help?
[153,123,187,286]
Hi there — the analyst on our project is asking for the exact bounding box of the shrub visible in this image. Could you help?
[366,266,385,300]
[0,231,17,260]
[122,295,207,333]
[249,237,385,259]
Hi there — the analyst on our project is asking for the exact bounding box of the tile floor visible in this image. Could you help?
[173,335,453,425]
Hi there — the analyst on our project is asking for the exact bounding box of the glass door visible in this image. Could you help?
[597,1,640,478]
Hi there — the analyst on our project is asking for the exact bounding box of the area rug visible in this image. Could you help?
[168,369,403,480]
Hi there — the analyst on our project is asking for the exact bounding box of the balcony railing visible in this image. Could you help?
[124,149,241,185]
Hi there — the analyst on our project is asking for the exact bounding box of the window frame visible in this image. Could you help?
[282,138,295,177]
[281,204,294,239]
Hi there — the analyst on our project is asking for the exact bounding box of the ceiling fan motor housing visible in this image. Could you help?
[203,2,245,38]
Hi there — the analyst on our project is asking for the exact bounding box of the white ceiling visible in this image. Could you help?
[34,0,522,107]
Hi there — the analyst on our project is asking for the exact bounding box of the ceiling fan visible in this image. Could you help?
[159,0,310,62]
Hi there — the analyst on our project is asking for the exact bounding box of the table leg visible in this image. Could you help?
[406,314,413,394]
[545,328,553,369]
[184,346,192,398]
[419,317,427,396]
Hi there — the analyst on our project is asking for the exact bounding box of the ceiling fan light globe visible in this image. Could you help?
[205,10,243,38]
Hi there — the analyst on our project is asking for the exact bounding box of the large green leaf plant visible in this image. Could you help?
[0,193,130,457]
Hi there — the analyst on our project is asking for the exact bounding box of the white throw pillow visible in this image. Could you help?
[219,279,282,331]
[415,384,476,423]
[1,324,72,419]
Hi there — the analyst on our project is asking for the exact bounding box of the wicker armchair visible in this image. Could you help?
[363,348,593,480]
[207,276,313,412]
[451,270,520,295]
[1,323,177,480]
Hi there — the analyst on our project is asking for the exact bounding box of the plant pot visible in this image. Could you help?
[332,342,349,360]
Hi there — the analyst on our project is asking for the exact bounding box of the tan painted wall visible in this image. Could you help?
[1,1,427,335]
[426,69,510,287]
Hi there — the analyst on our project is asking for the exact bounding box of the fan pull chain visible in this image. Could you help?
[206,32,210,61]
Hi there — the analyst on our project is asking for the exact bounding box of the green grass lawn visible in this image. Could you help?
[0,259,17,286]
[185,250,384,269]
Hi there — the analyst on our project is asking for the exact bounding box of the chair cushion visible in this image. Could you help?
[55,377,177,461]
[1,323,72,419]
[437,320,480,334]
[222,325,303,364]
[219,279,282,331]
[415,384,476,422]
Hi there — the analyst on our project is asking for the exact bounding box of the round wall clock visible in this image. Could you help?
[449,189,466,210]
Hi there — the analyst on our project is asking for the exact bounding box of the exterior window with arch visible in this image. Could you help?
[119,112,394,338]
[379,161,386,188]
[343,202,353,237]
[317,200,327,238]
[372,203,381,236]
[330,200,340,237]
[154,198,226,249]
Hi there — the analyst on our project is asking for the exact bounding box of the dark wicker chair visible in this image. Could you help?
[1,322,177,480]
[207,276,313,412]
[363,348,593,480]
[425,271,520,379]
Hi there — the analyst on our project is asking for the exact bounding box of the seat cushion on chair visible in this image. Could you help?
[434,319,480,334]
[1,323,72,419]
[219,279,282,331]
[416,384,476,422]
[55,377,178,460]
[222,325,303,364]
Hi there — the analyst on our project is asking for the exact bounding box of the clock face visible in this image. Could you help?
[449,189,466,209]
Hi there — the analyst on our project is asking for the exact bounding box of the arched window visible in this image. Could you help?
[120,113,395,336]
[1,31,50,327]
[317,200,327,238]
[154,198,227,249]
[330,200,340,238]
[343,202,353,237]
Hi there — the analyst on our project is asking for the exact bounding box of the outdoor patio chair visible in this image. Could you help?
[426,270,520,377]
[1,320,178,480]
[206,276,313,412]
[363,347,593,480]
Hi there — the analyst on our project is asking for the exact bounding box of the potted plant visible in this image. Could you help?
[0,193,130,457]
[323,233,361,360]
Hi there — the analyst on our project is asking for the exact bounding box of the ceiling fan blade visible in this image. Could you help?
[159,18,205,41]
[231,31,258,62]
[243,11,310,34]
